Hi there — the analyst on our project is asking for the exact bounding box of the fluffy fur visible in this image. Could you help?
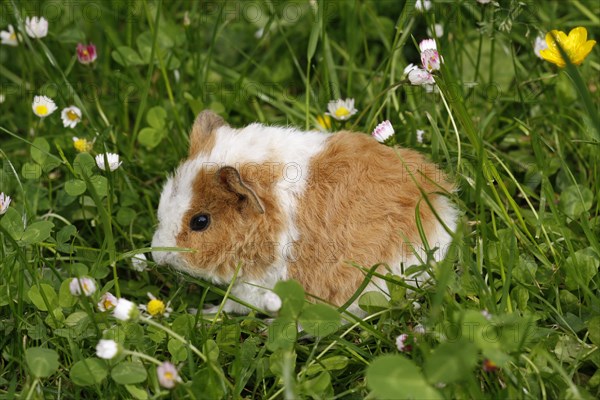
[152,110,457,314]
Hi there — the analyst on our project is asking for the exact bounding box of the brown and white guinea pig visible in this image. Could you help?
[151,110,458,315]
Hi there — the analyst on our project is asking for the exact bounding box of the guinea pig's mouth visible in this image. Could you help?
[150,248,221,279]
[151,249,181,267]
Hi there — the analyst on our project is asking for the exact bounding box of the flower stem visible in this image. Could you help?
[437,87,462,171]
[564,68,600,141]
[123,349,162,366]
[140,316,234,391]
[24,378,39,400]
[141,316,206,362]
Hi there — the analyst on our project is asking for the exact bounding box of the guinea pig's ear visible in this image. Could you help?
[189,110,228,158]
[217,166,265,214]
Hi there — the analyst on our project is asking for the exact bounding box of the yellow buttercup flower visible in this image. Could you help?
[540,27,596,68]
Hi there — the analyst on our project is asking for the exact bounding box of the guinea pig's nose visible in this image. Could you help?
[151,231,166,265]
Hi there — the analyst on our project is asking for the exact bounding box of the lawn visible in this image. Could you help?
[0,0,599,398]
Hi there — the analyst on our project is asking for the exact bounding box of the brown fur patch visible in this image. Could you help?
[291,132,453,306]
[176,163,284,281]
[188,111,226,157]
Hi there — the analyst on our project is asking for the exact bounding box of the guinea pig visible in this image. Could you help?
[151,110,457,315]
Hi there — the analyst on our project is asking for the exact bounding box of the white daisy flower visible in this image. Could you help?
[1,25,19,46]
[138,292,173,318]
[97,292,118,311]
[95,153,122,171]
[32,95,57,118]
[0,192,11,215]
[263,291,282,313]
[61,106,82,128]
[131,253,148,272]
[416,129,425,143]
[96,339,119,359]
[325,98,358,121]
[25,16,48,39]
[157,361,182,389]
[69,277,97,296]
[372,120,394,143]
[113,298,138,321]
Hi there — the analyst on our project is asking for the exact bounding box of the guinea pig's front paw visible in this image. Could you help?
[201,299,251,315]
[201,304,221,315]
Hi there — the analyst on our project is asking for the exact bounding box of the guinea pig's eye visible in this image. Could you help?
[189,214,211,232]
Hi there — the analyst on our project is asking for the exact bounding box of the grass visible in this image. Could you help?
[0,0,599,398]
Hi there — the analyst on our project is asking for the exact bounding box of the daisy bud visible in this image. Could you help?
[95,153,122,171]
[25,17,48,39]
[76,43,97,64]
[113,298,138,321]
[0,192,11,215]
[372,120,394,143]
[96,339,119,359]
